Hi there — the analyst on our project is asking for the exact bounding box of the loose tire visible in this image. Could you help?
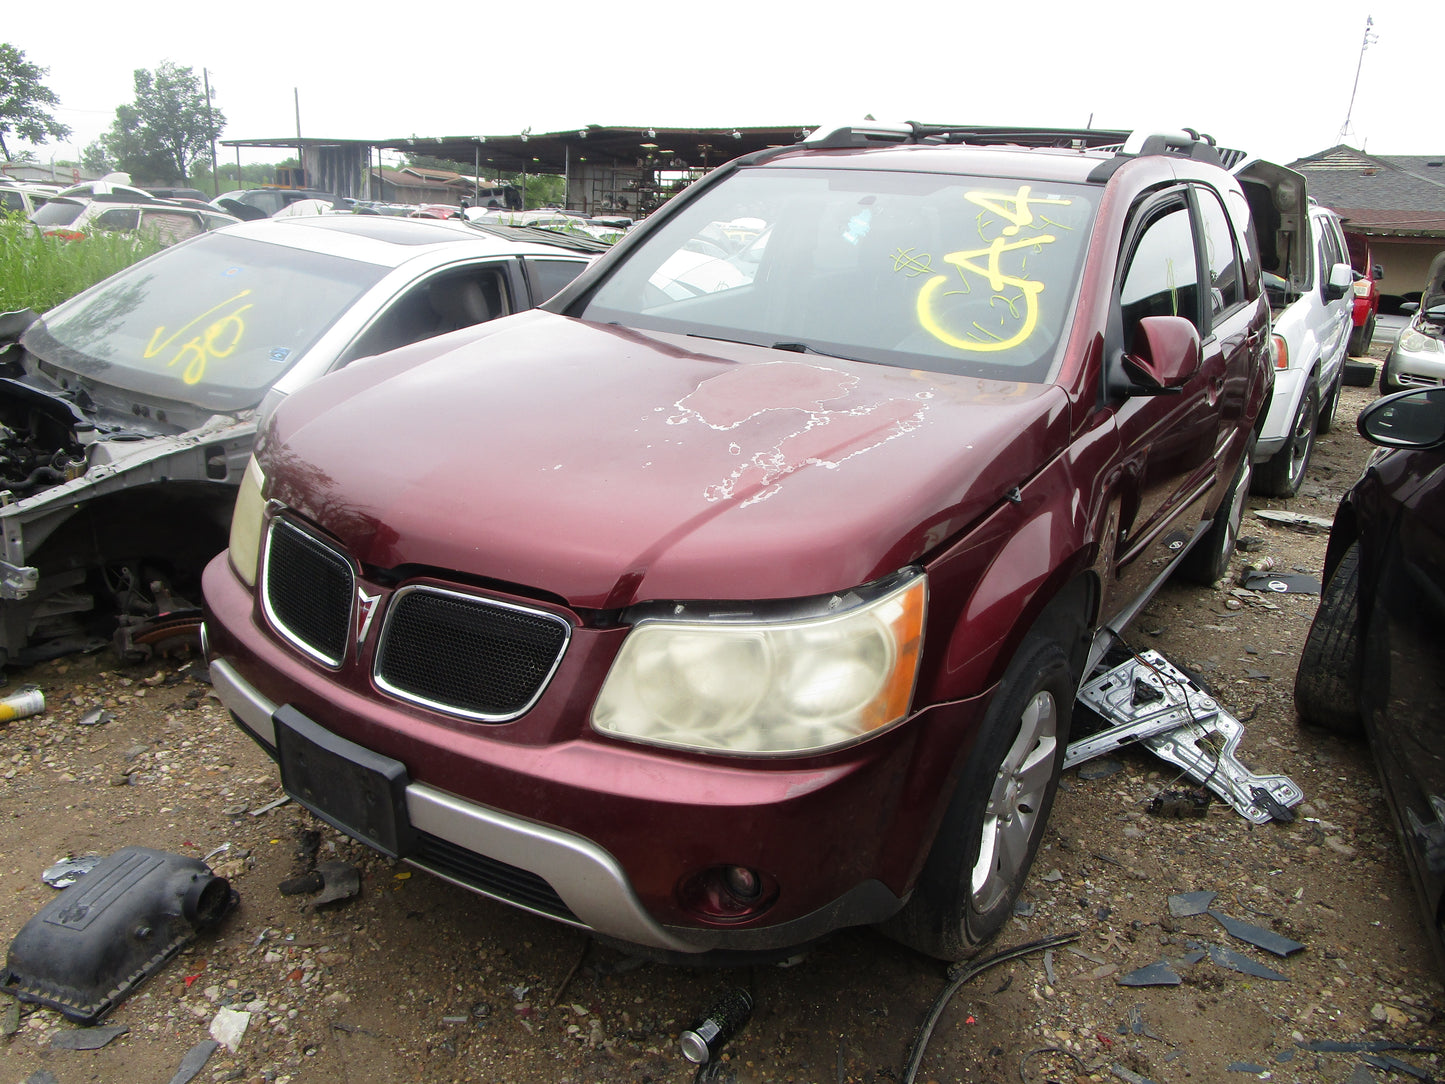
[1252,384,1318,498]
[881,636,1073,961]
[1294,542,1363,735]
[1177,435,1253,585]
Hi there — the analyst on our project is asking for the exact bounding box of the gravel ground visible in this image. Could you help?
[1,370,1442,1084]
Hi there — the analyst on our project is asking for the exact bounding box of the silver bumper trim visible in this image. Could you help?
[206,657,697,952]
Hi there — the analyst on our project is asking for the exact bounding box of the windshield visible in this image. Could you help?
[580,166,1097,382]
[23,230,388,412]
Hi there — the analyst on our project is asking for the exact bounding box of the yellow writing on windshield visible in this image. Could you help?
[915,186,1072,353]
[144,289,253,385]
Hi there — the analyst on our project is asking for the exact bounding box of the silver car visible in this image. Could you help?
[0,215,603,665]
[1380,251,1445,393]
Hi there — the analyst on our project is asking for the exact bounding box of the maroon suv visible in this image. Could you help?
[203,125,1277,961]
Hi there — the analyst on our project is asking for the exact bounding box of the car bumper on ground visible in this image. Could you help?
[201,553,987,956]
[1254,367,1308,460]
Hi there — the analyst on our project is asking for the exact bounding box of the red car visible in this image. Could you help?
[203,125,1278,961]
[1347,232,1383,356]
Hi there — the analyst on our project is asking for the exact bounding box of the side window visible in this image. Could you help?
[1195,188,1242,320]
[140,211,204,244]
[1319,217,1346,300]
[525,258,589,303]
[341,265,513,364]
[1119,201,1201,349]
[0,191,23,213]
[92,208,140,232]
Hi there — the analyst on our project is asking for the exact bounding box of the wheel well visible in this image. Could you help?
[1017,574,1098,687]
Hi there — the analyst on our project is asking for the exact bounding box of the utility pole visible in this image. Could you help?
[204,69,219,197]
[1338,15,1378,146]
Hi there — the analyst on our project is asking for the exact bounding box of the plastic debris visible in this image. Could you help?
[313,861,361,907]
[51,1023,129,1050]
[1111,1065,1162,1084]
[1241,571,1322,595]
[1362,1054,1432,1079]
[1208,910,1305,957]
[166,1039,220,1084]
[1168,891,1217,917]
[1117,961,1182,986]
[41,854,102,888]
[1254,509,1334,531]
[248,795,291,817]
[76,708,113,727]
[209,1006,251,1053]
[1207,944,1288,981]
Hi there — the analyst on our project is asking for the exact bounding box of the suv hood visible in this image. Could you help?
[267,311,1071,609]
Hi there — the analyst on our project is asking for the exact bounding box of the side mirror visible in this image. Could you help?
[1402,301,1420,315]
[1122,315,1200,395]
[1372,262,1384,282]
[1358,387,1445,450]
[1325,262,1352,302]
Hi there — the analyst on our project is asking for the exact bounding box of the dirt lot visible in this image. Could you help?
[2,368,1442,1084]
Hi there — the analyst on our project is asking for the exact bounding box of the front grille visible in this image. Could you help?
[263,519,354,666]
[375,587,570,720]
[412,832,577,921]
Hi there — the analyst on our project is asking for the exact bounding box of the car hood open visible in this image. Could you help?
[1422,251,1445,314]
[265,311,1072,609]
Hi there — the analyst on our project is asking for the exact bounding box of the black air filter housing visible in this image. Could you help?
[1,847,235,1023]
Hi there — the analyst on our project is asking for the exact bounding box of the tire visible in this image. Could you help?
[1380,351,1401,394]
[1318,368,1343,435]
[881,636,1073,961]
[1347,313,1375,357]
[1252,384,1318,498]
[1294,542,1363,735]
[1177,434,1253,586]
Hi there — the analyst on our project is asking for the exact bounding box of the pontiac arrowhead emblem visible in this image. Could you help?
[356,589,381,645]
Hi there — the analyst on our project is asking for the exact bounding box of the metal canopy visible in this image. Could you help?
[223,126,817,175]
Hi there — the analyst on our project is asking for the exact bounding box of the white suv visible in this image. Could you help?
[1249,199,1354,496]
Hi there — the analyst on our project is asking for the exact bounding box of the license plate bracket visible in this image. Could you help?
[274,705,414,858]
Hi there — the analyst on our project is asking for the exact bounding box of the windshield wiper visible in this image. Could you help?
[772,341,865,363]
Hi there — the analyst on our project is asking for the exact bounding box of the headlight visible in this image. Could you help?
[592,572,926,755]
[1398,329,1445,355]
[228,456,267,587]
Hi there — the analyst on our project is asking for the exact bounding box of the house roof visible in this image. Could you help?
[1289,144,1445,236]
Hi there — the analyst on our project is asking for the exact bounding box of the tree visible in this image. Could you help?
[0,44,71,161]
[102,61,223,183]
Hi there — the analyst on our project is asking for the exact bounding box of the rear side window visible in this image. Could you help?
[92,208,141,232]
[1120,201,1201,347]
[1,191,25,213]
[1195,188,1242,319]
[139,210,204,244]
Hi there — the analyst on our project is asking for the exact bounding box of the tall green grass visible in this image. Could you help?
[0,215,163,314]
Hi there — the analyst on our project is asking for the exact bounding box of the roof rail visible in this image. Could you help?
[1119,129,1223,165]
[802,122,916,149]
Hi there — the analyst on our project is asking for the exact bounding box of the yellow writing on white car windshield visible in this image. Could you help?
[144,289,253,384]
[913,186,1073,353]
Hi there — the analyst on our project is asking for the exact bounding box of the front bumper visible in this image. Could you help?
[1390,342,1445,388]
[203,553,987,955]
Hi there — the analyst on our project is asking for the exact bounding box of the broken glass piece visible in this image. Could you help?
[1361,1054,1431,1079]
[166,1039,220,1084]
[1208,910,1305,956]
[1117,961,1181,986]
[1207,944,1288,980]
[1168,890,1217,916]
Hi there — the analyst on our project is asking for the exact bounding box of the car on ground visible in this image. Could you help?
[0,181,53,218]
[28,193,241,244]
[0,216,605,665]
[1379,251,1445,393]
[1294,385,1445,966]
[203,124,1284,962]
[1245,194,1354,496]
[1347,234,1383,356]
[213,189,344,218]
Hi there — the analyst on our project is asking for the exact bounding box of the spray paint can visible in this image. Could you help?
[0,686,44,723]
[680,986,753,1065]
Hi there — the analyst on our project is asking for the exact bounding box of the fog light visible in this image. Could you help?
[679,865,777,922]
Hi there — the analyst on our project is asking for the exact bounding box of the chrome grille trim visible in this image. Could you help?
[373,584,571,722]
[260,517,356,668]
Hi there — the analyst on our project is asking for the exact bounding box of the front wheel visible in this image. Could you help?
[1348,313,1375,357]
[880,636,1073,961]
[1252,384,1318,498]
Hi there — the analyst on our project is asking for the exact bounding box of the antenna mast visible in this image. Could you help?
[1339,15,1378,145]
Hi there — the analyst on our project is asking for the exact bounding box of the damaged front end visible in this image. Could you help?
[0,311,254,666]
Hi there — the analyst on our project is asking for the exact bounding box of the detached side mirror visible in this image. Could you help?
[1325,263,1353,302]
[1122,315,1200,395]
[1358,387,1445,450]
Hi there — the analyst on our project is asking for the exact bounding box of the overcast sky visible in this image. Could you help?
[7,1,1442,171]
